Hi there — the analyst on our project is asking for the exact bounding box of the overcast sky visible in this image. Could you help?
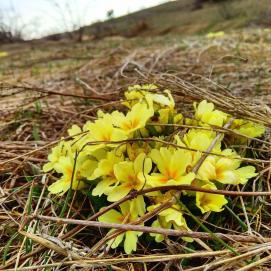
[0,0,168,39]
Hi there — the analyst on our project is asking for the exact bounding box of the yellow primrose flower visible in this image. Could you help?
[158,108,182,125]
[197,150,258,185]
[67,124,91,152]
[182,129,221,153]
[178,129,221,165]
[196,183,228,213]
[48,153,97,194]
[111,100,154,135]
[126,142,150,161]
[123,84,158,108]
[152,90,175,109]
[98,196,145,254]
[81,117,127,152]
[0,51,8,58]
[127,84,158,94]
[107,153,152,201]
[92,151,124,196]
[43,140,69,172]
[148,204,192,242]
[194,100,228,127]
[124,84,175,110]
[231,119,265,139]
[206,31,225,39]
[149,147,195,187]
[151,108,183,134]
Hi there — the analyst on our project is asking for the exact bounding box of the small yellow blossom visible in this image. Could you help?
[197,150,258,185]
[0,51,8,58]
[148,204,192,242]
[92,151,124,196]
[182,129,221,153]
[194,100,228,127]
[107,153,152,201]
[43,140,69,172]
[152,90,175,109]
[177,129,221,165]
[149,147,195,186]
[48,153,97,194]
[123,84,158,108]
[206,31,225,39]
[68,125,82,137]
[82,117,127,152]
[112,100,154,135]
[196,183,228,213]
[231,119,265,139]
[98,196,145,254]
[124,84,175,111]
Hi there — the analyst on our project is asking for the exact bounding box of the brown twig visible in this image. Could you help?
[29,214,269,243]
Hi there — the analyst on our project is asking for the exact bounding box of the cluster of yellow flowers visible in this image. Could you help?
[44,84,265,254]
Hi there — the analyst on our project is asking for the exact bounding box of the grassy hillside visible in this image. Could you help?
[46,0,271,40]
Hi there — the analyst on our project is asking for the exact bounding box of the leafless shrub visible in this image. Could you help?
[0,5,24,43]
[46,0,92,42]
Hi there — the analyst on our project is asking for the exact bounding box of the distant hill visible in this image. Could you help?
[44,0,271,41]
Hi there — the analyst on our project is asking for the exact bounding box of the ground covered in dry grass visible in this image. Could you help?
[1,29,271,270]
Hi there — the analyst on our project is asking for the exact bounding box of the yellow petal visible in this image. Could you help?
[235,166,257,185]
[48,178,70,194]
[124,231,139,254]
[130,195,146,217]
[68,125,82,137]
[43,162,53,172]
[98,209,122,224]
[196,184,228,213]
[197,158,216,181]
[92,178,117,196]
[110,232,125,249]
[134,153,152,175]
[80,159,98,180]
[114,161,134,182]
[107,185,130,202]
[150,220,165,242]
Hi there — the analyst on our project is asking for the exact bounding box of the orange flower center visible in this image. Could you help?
[126,174,141,189]
[122,118,140,131]
[101,133,112,141]
[200,195,212,206]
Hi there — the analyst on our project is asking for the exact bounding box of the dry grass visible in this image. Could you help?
[1,28,271,270]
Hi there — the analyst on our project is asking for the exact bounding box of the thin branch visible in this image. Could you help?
[29,214,270,243]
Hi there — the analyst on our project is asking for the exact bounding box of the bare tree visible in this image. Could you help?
[46,0,93,42]
[0,3,24,42]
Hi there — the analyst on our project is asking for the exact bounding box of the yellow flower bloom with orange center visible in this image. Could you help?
[98,196,145,254]
[197,149,257,185]
[148,203,192,242]
[112,99,154,135]
[92,151,124,196]
[148,147,195,186]
[48,152,97,194]
[194,100,228,127]
[107,153,152,201]
[196,183,228,213]
[177,129,222,165]
[80,117,127,153]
